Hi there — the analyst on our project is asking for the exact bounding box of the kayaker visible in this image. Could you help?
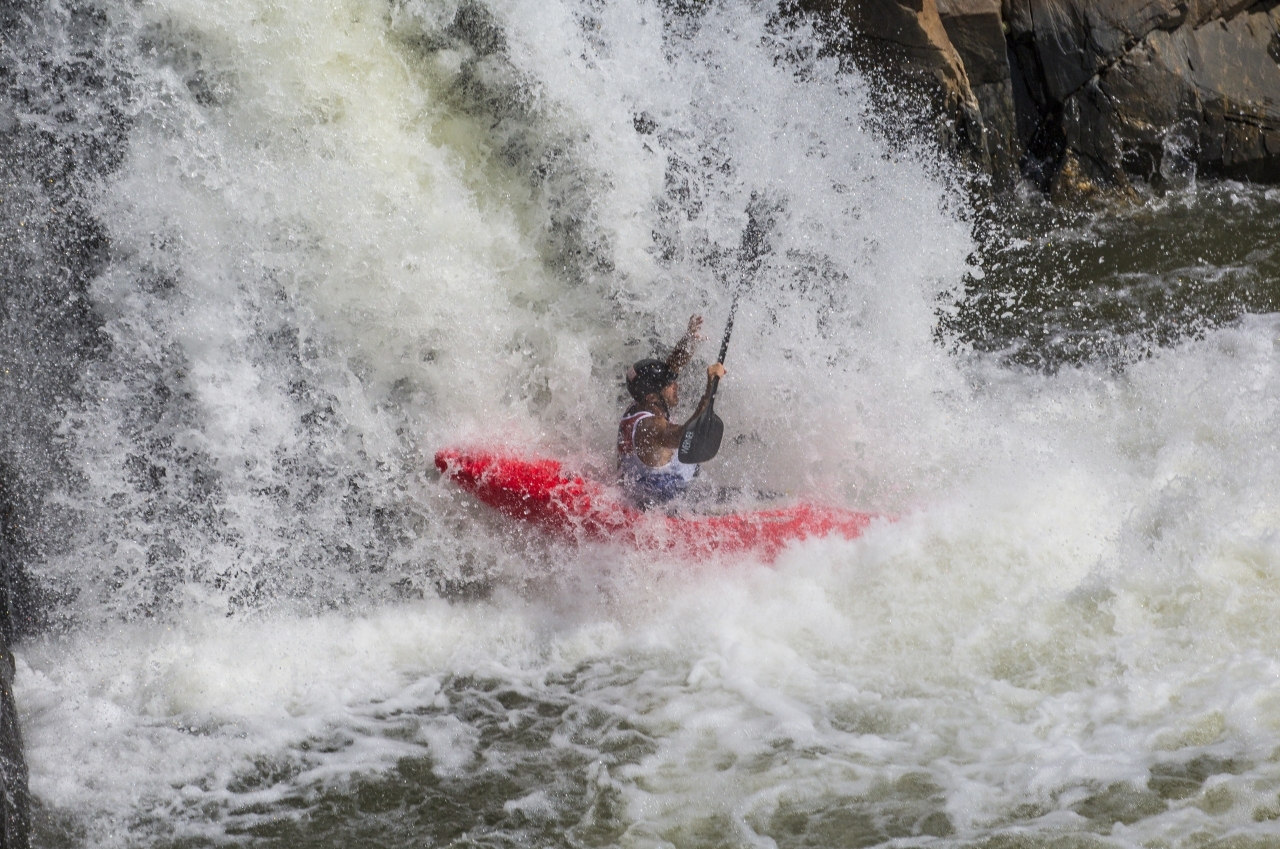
[618,315,727,508]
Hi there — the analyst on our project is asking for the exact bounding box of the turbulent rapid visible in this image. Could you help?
[3,0,1280,846]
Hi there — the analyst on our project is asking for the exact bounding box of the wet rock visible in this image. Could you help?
[1014,0,1280,196]
[797,0,994,181]
[0,2,130,841]
[0,653,28,849]
[1004,0,1189,104]
[938,0,1022,185]
[796,0,1280,199]
[1053,4,1280,197]
[0,473,30,849]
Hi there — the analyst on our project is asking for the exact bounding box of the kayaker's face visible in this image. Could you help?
[660,381,678,409]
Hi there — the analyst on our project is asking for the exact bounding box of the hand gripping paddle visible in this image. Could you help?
[677,297,737,464]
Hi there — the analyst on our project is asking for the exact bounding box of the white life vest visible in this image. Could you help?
[617,408,698,505]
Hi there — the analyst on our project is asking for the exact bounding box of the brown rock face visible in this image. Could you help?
[1022,0,1280,197]
[799,0,993,179]
[799,0,1280,199]
[937,0,1022,185]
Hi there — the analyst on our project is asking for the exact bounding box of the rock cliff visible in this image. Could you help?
[802,0,1003,182]
[798,0,1280,199]
[0,472,30,849]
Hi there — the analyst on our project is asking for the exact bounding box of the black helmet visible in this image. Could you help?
[626,358,676,400]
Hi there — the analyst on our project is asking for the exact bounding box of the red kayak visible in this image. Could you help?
[435,447,877,561]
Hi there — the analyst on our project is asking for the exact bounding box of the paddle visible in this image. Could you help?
[676,294,738,463]
[678,195,774,464]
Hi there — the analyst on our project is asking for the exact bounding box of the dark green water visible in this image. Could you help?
[945,183,1280,371]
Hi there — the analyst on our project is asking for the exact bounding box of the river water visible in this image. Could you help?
[5,0,1280,847]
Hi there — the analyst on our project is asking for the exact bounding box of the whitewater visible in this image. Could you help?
[6,0,1280,846]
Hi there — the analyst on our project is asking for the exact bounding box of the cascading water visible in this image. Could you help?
[4,0,1280,846]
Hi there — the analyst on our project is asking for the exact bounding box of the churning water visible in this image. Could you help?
[4,0,1280,846]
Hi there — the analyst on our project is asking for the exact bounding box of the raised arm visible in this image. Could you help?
[665,314,705,375]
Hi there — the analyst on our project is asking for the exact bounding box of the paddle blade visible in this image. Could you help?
[678,408,724,464]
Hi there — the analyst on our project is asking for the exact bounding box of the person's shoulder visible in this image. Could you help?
[634,406,667,427]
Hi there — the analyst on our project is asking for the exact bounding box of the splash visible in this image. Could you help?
[7,0,1280,846]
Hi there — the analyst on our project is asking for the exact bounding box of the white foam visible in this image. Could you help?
[19,0,1280,844]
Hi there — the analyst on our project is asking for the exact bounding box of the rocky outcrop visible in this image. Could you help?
[0,471,30,849]
[800,0,997,180]
[937,0,1023,185]
[0,0,120,842]
[799,0,1280,200]
[1011,0,1280,199]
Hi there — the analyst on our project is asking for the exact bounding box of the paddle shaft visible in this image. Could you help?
[705,290,739,402]
[706,190,769,395]
[677,197,769,464]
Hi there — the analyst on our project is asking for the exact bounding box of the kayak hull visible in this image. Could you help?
[435,447,876,560]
